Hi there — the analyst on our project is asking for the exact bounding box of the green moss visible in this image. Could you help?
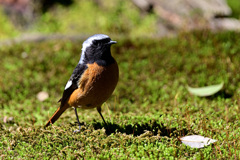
[0,31,240,158]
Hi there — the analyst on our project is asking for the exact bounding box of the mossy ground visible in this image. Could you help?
[0,31,240,159]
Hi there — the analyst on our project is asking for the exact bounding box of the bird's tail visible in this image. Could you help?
[45,104,69,127]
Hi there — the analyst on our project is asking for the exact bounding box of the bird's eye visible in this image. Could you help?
[92,40,98,45]
[101,38,111,44]
[103,39,110,44]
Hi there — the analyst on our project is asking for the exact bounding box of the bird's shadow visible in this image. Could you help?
[91,120,189,137]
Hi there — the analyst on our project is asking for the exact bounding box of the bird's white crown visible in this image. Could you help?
[79,34,110,64]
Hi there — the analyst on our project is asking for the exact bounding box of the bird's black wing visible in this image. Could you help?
[59,63,88,107]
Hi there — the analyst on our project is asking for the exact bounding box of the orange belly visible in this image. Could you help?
[68,61,119,109]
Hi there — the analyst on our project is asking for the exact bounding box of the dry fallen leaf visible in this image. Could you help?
[37,91,49,101]
[3,116,14,123]
[180,135,217,148]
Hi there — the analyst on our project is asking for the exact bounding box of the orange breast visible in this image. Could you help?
[68,61,119,109]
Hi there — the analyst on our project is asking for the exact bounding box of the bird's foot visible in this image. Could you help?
[73,129,81,133]
[73,125,81,133]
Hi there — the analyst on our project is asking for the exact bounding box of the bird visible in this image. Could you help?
[45,34,119,132]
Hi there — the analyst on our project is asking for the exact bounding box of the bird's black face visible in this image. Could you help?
[81,35,116,66]
[91,38,112,56]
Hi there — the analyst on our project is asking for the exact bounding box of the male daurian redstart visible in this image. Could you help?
[45,34,119,132]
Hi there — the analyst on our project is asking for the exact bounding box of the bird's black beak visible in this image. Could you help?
[108,40,117,45]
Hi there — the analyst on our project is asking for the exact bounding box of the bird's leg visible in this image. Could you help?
[73,107,81,133]
[97,107,110,133]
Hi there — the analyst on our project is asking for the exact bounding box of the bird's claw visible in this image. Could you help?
[73,129,81,133]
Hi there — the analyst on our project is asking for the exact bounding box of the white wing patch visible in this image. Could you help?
[64,80,72,90]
